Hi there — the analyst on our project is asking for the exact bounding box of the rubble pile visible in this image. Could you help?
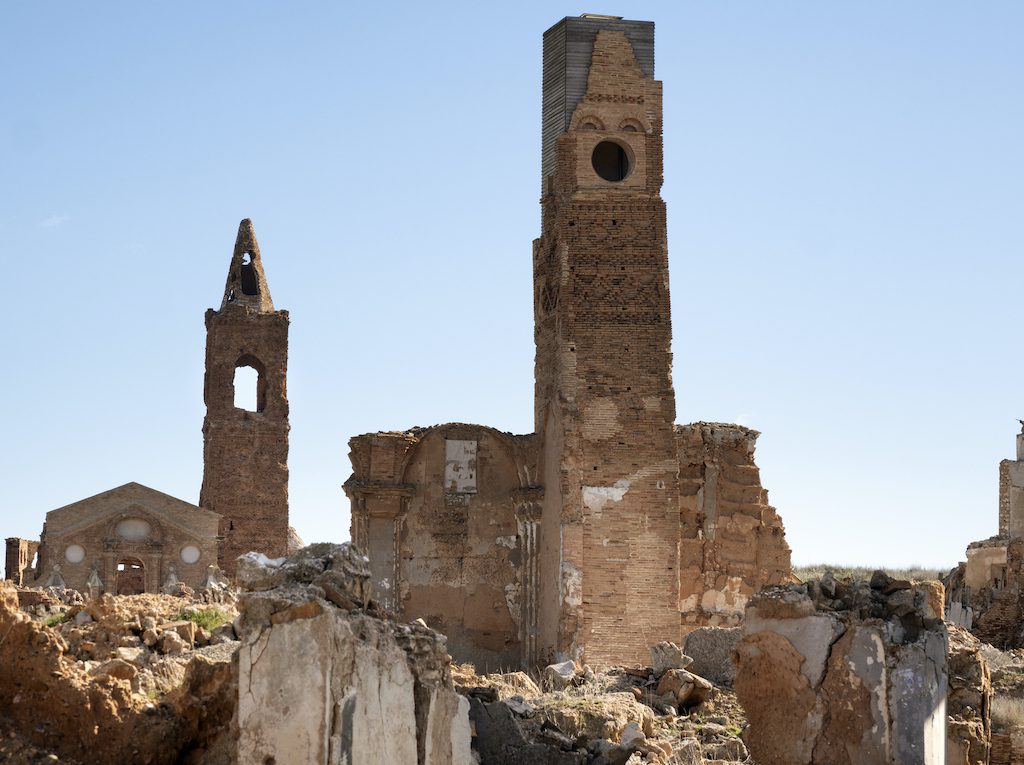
[456,641,751,764]
[0,580,239,765]
[735,571,950,765]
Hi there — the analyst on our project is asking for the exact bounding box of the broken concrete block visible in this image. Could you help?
[542,660,579,691]
[681,627,741,687]
[649,641,692,675]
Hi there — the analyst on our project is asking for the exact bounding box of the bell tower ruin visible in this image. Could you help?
[533,17,681,665]
[200,219,290,576]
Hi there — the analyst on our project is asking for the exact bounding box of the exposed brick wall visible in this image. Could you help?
[346,17,794,670]
[533,27,681,666]
[200,219,290,577]
[4,538,38,585]
[677,423,791,631]
[28,483,220,594]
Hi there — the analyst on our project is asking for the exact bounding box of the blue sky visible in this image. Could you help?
[2,2,1022,568]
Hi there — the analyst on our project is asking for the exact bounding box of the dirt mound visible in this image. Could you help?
[0,581,237,765]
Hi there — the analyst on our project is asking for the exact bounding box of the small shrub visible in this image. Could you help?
[43,612,68,628]
[992,696,1024,731]
[177,607,228,631]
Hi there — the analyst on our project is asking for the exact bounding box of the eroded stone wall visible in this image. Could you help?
[235,543,472,765]
[735,575,948,765]
[346,425,540,671]
[5,537,38,584]
[677,423,792,631]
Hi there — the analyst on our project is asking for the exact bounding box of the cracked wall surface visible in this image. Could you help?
[735,576,949,765]
[235,543,472,765]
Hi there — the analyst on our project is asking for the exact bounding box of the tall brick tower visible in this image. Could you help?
[534,17,681,665]
[200,219,290,576]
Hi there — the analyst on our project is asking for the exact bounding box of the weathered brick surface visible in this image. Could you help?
[20,482,219,594]
[4,538,38,585]
[347,17,792,669]
[200,219,290,576]
[677,423,792,631]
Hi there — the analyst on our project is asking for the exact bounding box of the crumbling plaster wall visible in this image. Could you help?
[677,423,792,631]
[347,425,540,672]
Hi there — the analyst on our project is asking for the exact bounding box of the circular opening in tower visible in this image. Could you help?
[591,140,632,182]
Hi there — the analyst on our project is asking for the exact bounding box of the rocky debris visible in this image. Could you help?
[235,542,473,765]
[682,628,741,687]
[735,573,948,765]
[649,642,692,675]
[544,659,586,691]
[0,580,238,765]
[947,625,993,765]
[457,652,748,764]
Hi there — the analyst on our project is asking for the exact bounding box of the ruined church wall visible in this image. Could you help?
[398,427,529,671]
[676,422,792,632]
[348,425,539,672]
[25,485,220,595]
[4,538,38,585]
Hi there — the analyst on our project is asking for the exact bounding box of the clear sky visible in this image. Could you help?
[2,2,1022,570]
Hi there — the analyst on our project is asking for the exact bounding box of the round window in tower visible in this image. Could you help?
[180,545,201,565]
[64,544,86,564]
[591,140,632,182]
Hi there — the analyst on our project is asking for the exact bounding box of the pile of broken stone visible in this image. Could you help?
[458,641,748,764]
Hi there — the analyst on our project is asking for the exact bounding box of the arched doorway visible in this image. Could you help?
[116,557,145,595]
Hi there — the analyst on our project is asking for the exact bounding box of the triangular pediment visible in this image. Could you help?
[45,482,221,541]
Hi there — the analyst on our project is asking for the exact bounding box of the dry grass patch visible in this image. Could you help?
[793,564,949,582]
[992,696,1024,731]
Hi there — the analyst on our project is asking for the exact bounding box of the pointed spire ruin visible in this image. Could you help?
[220,218,275,312]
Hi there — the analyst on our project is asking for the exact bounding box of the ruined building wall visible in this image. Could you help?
[5,538,38,585]
[200,219,290,577]
[346,15,793,670]
[534,20,681,666]
[346,426,541,671]
[677,423,791,631]
[27,483,220,595]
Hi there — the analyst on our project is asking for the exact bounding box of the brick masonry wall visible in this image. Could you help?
[200,221,290,577]
[677,423,792,631]
[29,483,219,594]
[535,28,680,665]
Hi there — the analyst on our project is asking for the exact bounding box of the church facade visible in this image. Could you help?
[5,220,294,594]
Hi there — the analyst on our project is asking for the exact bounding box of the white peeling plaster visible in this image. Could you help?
[495,536,517,549]
[561,561,582,607]
[699,576,749,616]
[505,583,521,627]
[582,480,631,514]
